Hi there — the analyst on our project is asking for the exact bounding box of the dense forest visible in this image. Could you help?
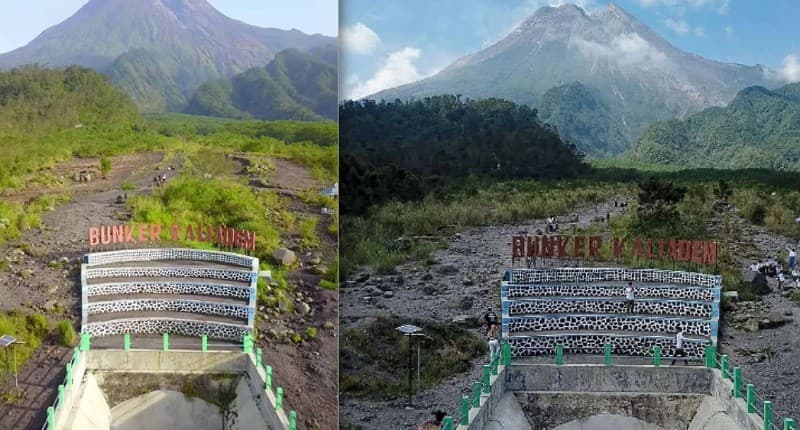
[340,96,587,214]
[185,46,337,121]
[632,83,800,169]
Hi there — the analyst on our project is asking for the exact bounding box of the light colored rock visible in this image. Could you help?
[272,248,296,266]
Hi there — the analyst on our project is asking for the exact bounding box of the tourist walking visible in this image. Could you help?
[624,282,635,313]
[789,247,796,269]
[484,306,499,338]
[671,327,689,365]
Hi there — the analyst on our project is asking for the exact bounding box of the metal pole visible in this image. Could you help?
[407,335,413,407]
[13,344,17,389]
[417,339,420,396]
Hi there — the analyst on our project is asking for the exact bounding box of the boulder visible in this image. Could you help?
[759,312,792,329]
[273,248,297,266]
[436,264,459,275]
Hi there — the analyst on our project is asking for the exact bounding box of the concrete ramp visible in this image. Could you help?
[484,391,531,430]
[554,414,667,430]
[111,390,223,430]
[689,397,740,430]
[64,374,110,430]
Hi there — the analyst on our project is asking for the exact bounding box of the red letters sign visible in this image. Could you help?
[89,224,256,251]
[512,235,717,265]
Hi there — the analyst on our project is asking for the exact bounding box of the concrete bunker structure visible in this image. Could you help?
[39,249,296,430]
[45,348,293,430]
[453,360,769,430]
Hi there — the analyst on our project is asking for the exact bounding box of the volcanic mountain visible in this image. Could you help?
[370,3,779,156]
[0,0,335,112]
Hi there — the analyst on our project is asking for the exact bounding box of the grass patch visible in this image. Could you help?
[129,175,290,260]
[56,320,77,347]
[340,316,485,400]
[120,181,136,191]
[297,215,320,250]
[0,311,49,380]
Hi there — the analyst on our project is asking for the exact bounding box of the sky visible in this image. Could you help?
[341,0,800,99]
[0,0,338,55]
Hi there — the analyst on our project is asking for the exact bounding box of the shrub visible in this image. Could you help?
[56,320,77,347]
[100,156,111,175]
[25,314,49,338]
[305,327,318,339]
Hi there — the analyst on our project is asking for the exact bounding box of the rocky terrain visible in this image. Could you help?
[340,198,628,429]
[0,152,337,430]
[341,197,800,428]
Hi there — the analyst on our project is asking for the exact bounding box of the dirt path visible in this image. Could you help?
[0,153,338,430]
[0,153,161,430]
[340,197,629,429]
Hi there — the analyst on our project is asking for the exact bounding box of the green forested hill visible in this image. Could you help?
[632,83,800,169]
[0,66,147,186]
[537,82,628,156]
[185,45,337,121]
[340,95,586,214]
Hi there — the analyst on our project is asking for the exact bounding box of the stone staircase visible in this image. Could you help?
[80,249,258,343]
[501,268,721,358]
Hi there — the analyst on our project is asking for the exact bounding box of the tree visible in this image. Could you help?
[635,176,687,230]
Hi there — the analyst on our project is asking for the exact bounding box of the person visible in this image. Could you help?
[671,327,689,365]
[417,410,447,430]
[778,271,785,289]
[488,336,500,358]
[484,307,499,338]
[789,247,796,270]
[546,216,554,232]
[624,282,635,313]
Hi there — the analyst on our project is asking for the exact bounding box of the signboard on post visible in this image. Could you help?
[511,235,717,265]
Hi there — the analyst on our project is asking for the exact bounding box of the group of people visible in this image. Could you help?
[153,173,168,187]
[750,245,800,288]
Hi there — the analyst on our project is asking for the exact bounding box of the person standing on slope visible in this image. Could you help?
[671,326,689,365]
[624,282,635,314]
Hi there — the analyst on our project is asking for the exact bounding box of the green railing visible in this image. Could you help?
[42,333,296,430]
[709,347,795,430]
[440,341,512,428]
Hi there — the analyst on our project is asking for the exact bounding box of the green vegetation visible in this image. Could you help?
[305,327,318,339]
[0,311,51,379]
[56,320,77,347]
[341,96,586,214]
[632,83,800,169]
[340,317,485,400]
[537,81,628,156]
[298,216,320,250]
[342,179,620,275]
[129,173,288,258]
[0,193,71,245]
[186,46,337,121]
[0,66,154,190]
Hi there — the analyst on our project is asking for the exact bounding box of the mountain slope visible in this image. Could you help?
[632,83,800,169]
[0,0,334,112]
[369,3,776,156]
[185,44,337,121]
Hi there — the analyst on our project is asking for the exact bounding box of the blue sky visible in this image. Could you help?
[341,0,800,99]
[0,0,337,54]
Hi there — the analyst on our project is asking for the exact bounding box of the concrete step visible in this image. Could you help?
[503,283,718,301]
[87,311,246,326]
[87,293,248,306]
[85,268,254,285]
[506,298,714,318]
[509,330,708,341]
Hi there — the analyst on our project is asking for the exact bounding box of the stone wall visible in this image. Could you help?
[81,249,258,341]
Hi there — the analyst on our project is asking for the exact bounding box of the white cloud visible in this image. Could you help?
[346,47,426,99]
[777,54,800,82]
[341,22,381,55]
[694,26,706,37]
[637,0,730,14]
[724,26,733,40]
[663,18,690,35]
[572,33,669,69]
